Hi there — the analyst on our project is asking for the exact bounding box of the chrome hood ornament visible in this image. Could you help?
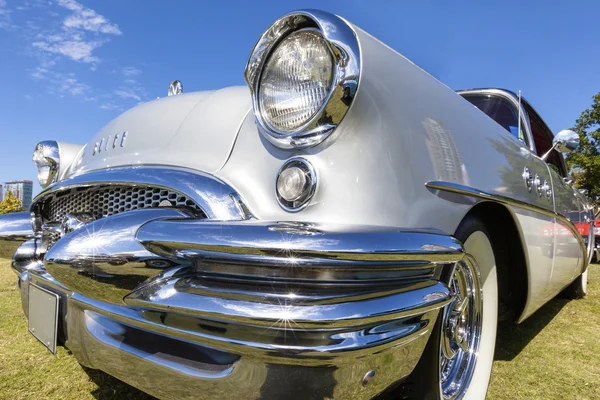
[168,80,183,96]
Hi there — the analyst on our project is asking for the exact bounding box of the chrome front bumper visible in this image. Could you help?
[0,211,34,259]
[5,209,464,399]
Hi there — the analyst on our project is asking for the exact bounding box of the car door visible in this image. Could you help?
[461,91,557,314]
[575,188,594,263]
[550,172,585,291]
[523,101,585,297]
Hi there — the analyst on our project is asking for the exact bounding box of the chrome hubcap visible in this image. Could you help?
[440,257,482,399]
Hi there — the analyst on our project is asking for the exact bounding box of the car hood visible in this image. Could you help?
[65,86,252,178]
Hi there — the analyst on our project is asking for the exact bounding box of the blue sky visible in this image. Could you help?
[1,0,598,197]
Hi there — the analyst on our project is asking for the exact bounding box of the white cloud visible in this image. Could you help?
[32,0,121,63]
[59,0,121,35]
[122,66,141,77]
[30,67,90,96]
[15,1,42,12]
[114,88,142,102]
[33,38,101,63]
[113,67,146,102]
[99,102,121,110]
[62,78,87,95]
[0,0,13,30]
[8,0,146,107]
[30,66,47,80]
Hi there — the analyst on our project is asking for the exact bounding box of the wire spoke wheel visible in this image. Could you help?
[439,256,483,400]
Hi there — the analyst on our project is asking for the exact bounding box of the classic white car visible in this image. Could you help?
[0,9,593,400]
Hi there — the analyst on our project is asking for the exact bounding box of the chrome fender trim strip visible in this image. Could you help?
[425,180,587,257]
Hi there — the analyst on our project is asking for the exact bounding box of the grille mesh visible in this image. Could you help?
[43,185,204,222]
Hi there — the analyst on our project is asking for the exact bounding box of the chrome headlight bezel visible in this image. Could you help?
[32,140,60,188]
[245,10,361,149]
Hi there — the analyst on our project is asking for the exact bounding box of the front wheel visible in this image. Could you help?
[407,216,498,400]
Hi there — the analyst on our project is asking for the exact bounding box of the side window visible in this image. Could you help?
[523,102,569,177]
[461,94,527,145]
[568,211,580,223]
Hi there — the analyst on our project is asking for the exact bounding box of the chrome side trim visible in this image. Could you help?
[31,166,249,221]
[245,9,360,149]
[425,180,587,255]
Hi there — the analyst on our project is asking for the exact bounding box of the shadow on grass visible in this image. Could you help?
[82,367,156,400]
[494,296,569,361]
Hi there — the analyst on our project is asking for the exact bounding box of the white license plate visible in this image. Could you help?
[28,283,59,354]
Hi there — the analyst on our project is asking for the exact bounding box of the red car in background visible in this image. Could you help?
[594,211,600,262]
[570,210,597,262]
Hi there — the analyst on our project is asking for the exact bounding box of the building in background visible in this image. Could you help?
[0,185,3,201]
[4,180,33,209]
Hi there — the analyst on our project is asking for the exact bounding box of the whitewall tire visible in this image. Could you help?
[562,267,588,299]
[404,216,498,400]
[450,229,498,399]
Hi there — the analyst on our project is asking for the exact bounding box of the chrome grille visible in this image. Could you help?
[41,185,204,222]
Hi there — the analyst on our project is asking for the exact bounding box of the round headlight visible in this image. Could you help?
[32,141,59,188]
[276,158,317,211]
[245,10,361,148]
[258,29,334,133]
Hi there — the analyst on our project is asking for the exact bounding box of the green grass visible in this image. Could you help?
[0,258,598,399]
[488,264,600,400]
[0,259,153,400]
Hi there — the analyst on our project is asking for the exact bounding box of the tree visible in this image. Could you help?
[566,92,600,202]
[0,191,26,214]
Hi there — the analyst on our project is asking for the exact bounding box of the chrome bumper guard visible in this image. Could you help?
[5,209,465,400]
[0,211,34,260]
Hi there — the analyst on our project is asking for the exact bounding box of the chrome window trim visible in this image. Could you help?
[31,166,250,221]
[457,88,537,155]
[521,99,570,176]
[244,9,361,149]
